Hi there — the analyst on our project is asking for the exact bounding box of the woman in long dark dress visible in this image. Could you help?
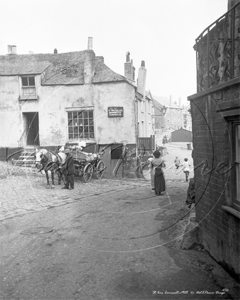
[151,150,166,195]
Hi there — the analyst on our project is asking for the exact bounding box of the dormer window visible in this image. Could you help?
[20,76,37,99]
[22,76,35,87]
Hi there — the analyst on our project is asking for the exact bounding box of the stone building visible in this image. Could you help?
[153,96,185,132]
[189,0,240,278]
[0,38,154,176]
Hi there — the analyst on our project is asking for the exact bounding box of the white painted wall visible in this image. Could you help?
[0,76,137,147]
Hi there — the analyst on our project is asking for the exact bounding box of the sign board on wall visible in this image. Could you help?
[108,107,124,118]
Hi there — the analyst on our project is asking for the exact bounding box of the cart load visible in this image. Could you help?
[72,148,97,162]
[68,142,106,183]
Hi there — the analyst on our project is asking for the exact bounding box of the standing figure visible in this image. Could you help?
[150,150,166,195]
[174,156,180,169]
[181,158,191,182]
[61,149,75,190]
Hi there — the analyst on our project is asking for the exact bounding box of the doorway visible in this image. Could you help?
[23,112,39,146]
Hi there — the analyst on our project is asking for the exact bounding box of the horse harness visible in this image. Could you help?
[39,151,62,173]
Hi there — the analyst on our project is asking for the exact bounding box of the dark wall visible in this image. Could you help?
[191,83,240,278]
[0,148,23,161]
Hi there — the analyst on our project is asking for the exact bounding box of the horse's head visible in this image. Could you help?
[35,148,48,169]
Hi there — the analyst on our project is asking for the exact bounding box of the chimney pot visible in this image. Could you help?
[141,60,145,67]
[88,37,93,50]
[54,48,58,54]
[7,45,17,54]
[126,52,130,62]
[98,56,104,63]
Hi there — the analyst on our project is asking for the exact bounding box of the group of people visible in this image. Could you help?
[149,151,192,196]
[162,135,171,144]
[61,147,191,193]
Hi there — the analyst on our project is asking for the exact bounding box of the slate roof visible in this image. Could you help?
[153,99,164,110]
[171,127,192,133]
[93,58,126,84]
[0,50,128,85]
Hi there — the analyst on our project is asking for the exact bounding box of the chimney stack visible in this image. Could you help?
[88,37,93,50]
[54,48,58,54]
[124,52,135,81]
[84,50,95,84]
[137,60,147,96]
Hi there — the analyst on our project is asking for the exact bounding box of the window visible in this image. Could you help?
[22,76,35,87]
[21,76,36,97]
[111,144,123,159]
[68,110,94,140]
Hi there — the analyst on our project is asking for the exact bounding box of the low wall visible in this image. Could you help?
[0,148,23,162]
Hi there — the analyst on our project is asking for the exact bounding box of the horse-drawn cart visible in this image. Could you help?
[71,148,106,183]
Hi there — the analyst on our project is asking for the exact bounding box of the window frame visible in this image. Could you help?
[67,110,94,141]
[20,76,37,99]
[21,76,35,87]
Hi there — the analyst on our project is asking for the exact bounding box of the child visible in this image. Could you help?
[174,156,180,169]
[181,158,191,182]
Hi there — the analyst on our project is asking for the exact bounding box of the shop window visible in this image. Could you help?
[68,110,94,140]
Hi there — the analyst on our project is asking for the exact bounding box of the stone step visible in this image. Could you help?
[10,149,36,168]
[19,155,35,160]
[20,152,35,157]
[12,159,35,167]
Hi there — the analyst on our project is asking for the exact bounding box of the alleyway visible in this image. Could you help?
[0,144,234,299]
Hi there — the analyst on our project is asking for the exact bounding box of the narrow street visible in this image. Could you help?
[0,145,233,300]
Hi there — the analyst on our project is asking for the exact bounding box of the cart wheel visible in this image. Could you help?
[82,163,93,183]
[95,161,105,179]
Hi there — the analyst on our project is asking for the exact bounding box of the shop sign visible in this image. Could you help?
[108,107,124,118]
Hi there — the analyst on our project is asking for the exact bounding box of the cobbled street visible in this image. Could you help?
[0,145,235,300]
[0,175,148,221]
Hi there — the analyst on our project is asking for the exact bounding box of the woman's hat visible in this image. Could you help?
[153,150,161,158]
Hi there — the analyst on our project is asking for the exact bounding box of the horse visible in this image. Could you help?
[35,148,66,189]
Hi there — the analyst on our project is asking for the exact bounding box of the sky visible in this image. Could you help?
[0,0,228,105]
